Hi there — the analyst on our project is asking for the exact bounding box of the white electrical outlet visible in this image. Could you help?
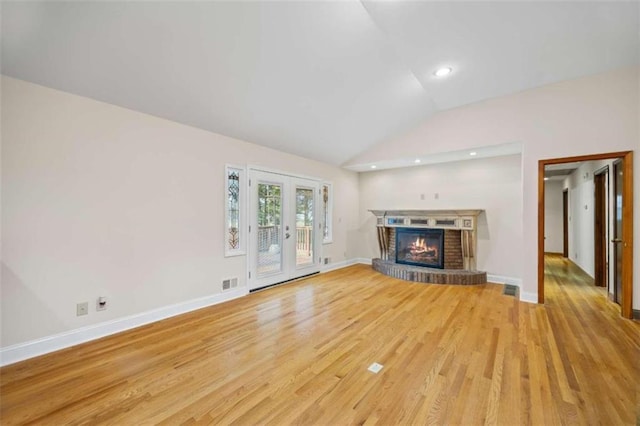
[77,302,88,316]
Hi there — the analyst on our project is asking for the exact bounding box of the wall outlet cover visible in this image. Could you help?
[76,302,88,316]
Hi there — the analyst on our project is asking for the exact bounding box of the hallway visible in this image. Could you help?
[542,254,639,423]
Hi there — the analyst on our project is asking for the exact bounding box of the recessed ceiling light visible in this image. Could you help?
[414,159,421,163]
[434,67,453,77]
[371,165,377,169]
[469,151,477,156]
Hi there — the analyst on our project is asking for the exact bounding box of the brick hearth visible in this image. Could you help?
[372,259,487,285]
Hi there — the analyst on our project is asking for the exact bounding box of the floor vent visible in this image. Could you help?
[503,284,518,297]
[222,278,238,291]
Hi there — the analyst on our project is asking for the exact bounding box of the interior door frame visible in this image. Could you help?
[247,166,322,291]
[538,151,633,318]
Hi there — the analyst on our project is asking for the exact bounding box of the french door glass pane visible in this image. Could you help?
[296,187,314,268]
[257,183,282,276]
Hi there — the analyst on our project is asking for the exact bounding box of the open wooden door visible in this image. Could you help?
[612,160,623,305]
[562,189,569,258]
[594,167,608,288]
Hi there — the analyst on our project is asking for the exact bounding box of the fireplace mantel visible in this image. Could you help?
[370,209,484,275]
[369,209,483,230]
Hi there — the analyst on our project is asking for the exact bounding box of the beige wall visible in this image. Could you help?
[544,180,564,254]
[349,66,640,308]
[1,76,359,347]
[3,65,638,350]
[358,154,523,284]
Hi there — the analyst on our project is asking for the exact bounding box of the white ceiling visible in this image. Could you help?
[544,161,582,181]
[2,1,638,166]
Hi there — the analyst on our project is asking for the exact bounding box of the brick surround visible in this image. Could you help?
[444,230,463,269]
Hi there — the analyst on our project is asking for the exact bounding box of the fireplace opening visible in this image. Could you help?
[396,227,444,269]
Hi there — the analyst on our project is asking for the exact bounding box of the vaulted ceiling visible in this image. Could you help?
[2,1,638,166]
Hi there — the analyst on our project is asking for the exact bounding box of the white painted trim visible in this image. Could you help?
[0,287,248,367]
[320,258,361,273]
[356,258,372,265]
[486,274,522,287]
[519,291,538,304]
[487,274,537,304]
[247,165,321,183]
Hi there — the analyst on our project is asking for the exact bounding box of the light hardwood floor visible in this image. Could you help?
[1,257,639,424]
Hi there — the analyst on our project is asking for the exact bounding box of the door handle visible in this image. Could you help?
[611,238,622,243]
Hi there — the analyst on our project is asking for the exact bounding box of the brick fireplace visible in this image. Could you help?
[369,210,486,285]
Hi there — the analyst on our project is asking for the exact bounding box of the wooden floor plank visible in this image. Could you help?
[1,257,639,425]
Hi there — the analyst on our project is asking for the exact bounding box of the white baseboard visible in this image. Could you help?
[487,274,537,304]
[320,258,372,273]
[519,291,538,304]
[320,258,357,273]
[0,287,248,367]
[486,274,522,287]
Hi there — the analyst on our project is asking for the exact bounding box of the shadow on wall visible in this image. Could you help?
[1,262,66,347]
[477,211,490,241]
[357,215,380,260]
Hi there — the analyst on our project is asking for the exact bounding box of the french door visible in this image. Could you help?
[248,169,321,290]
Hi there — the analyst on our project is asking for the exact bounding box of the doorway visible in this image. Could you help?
[538,151,633,318]
[248,169,321,291]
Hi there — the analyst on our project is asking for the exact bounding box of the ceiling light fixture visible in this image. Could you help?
[544,177,550,181]
[469,151,477,156]
[371,165,377,169]
[434,67,453,77]
[414,159,421,164]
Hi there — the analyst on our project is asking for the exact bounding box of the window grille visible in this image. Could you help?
[225,165,245,256]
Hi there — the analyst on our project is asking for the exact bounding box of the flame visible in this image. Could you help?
[409,236,438,257]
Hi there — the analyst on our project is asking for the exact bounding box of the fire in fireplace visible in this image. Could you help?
[396,228,444,269]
